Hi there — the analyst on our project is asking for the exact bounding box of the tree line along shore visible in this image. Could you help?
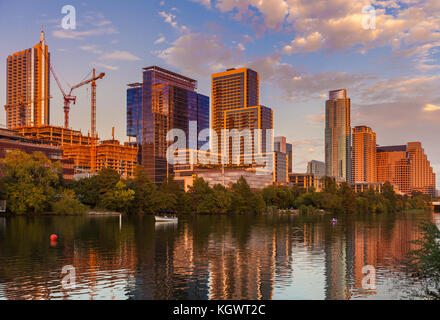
[0,150,433,216]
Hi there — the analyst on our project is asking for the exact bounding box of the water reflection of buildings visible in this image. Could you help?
[0,213,432,300]
[323,215,425,299]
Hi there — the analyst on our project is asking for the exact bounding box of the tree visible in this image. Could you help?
[68,176,100,207]
[126,166,158,215]
[338,182,356,214]
[407,222,440,299]
[52,189,88,215]
[382,181,397,212]
[100,180,135,212]
[1,151,61,214]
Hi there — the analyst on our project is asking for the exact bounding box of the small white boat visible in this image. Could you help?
[155,215,178,223]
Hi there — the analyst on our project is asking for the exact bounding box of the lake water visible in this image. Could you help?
[0,211,436,300]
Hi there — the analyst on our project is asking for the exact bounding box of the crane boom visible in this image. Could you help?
[69,72,105,95]
[49,62,76,128]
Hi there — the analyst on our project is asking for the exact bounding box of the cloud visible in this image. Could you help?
[282,32,323,54]
[156,33,240,76]
[80,45,102,54]
[190,0,211,9]
[154,36,166,45]
[214,0,440,61]
[99,50,141,61]
[52,27,119,40]
[52,11,118,40]
[159,11,189,33]
[91,62,119,71]
[424,104,440,112]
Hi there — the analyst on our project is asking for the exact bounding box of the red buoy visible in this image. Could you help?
[50,234,58,241]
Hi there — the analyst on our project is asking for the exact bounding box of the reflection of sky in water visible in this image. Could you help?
[272,247,326,300]
[0,213,433,300]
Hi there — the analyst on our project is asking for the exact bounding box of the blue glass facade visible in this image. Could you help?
[127,66,209,183]
[126,83,142,142]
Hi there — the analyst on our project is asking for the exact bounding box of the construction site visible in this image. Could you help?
[4,30,137,179]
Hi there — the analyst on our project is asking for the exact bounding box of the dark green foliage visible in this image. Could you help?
[1,151,62,214]
[407,223,440,299]
[52,189,88,215]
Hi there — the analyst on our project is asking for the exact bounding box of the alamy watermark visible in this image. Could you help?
[362,5,376,30]
[361,265,377,290]
[61,5,76,30]
[165,122,275,175]
[61,265,76,290]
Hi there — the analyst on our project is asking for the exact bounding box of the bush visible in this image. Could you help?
[52,190,88,215]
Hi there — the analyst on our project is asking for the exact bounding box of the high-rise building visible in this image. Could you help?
[325,89,351,182]
[211,68,260,155]
[376,142,436,196]
[273,136,292,184]
[351,126,376,183]
[127,82,142,143]
[307,160,326,178]
[127,66,209,184]
[211,68,272,168]
[223,105,273,165]
[5,30,50,129]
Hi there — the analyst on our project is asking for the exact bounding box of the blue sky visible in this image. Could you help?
[0,0,439,187]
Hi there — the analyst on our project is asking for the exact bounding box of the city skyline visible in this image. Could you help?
[0,0,439,187]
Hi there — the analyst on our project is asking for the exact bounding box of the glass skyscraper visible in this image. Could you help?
[325,89,351,182]
[127,66,209,184]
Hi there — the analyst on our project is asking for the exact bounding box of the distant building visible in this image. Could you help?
[376,142,436,196]
[288,173,323,192]
[127,66,209,184]
[273,136,291,184]
[5,30,50,129]
[325,89,351,182]
[352,126,376,183]
[352,182,383,194]
[174,166,273,191]
[307,160,326,178]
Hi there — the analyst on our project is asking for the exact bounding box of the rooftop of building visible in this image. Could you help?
[377,145,407,152]
[142,65,197,88]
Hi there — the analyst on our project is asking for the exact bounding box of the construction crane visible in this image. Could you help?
[69,68,105,139]
[49,63,76,128]
[49,64,105,130]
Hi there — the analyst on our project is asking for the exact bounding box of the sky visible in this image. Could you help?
[0,0,439,187]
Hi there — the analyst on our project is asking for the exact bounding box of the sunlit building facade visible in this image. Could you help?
[5,30,50,129]
[376,142,436,196]
[211,68,273,171]
[211,68,260,155]
[325,89,351,182]
[351,126,376,183]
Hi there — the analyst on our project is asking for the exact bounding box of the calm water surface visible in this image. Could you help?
[0,211,436,300]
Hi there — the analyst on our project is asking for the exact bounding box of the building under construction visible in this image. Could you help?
[6,31,138,178]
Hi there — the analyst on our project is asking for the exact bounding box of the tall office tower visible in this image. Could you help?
[351,126,376,183]
[128,66,209,184]
[325,89,351,182]
[286,143,293,173]
[377,142,436,196]
[307,160,326,178]
[5,30,50,129]
[273,136,290,184]
[274,136,293,173]
[127,82,143,143]
[211,68,259,153]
